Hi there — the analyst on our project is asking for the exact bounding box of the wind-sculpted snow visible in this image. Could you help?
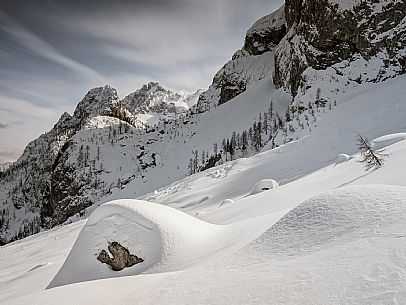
[48,199,268,288]
[249,185,406,257]
[371,133,406,150]
[48,200,210,287]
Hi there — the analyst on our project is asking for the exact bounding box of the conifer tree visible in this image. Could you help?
[357,134,385,170]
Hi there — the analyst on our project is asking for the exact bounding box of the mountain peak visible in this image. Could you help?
[72,85,120,124]
[122,82,198,116]
[144,82,161,89]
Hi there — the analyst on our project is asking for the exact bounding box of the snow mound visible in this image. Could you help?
[48,199,231,288]
[252,185,406,257]
[249,179,279,195]
[335,153,351,165]
[371,133,406,150]
[219,199,234,207]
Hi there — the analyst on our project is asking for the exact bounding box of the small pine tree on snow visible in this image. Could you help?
[357,134,385,170]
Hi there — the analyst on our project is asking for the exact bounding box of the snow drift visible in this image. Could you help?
[48,199,267,288]
[48,200,218,287]
[371,133,406,150]
[250,185,406,257]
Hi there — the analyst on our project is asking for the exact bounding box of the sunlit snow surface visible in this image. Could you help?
[1,75,406,304]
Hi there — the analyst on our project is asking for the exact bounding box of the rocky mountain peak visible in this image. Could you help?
[122,83,190,115]
[142,81,163,91]
[72,85,120,125]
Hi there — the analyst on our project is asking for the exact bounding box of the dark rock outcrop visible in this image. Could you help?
[244,6,287,56]
[274,0,406,96]
[196,5,287,110]
[97,242,144,271]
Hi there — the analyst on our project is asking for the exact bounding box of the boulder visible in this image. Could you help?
[97,241,144,271]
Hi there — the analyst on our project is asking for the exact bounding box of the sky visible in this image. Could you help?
[0,0,283,162]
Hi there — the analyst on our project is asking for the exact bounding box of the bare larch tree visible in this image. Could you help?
[357,134,385,170]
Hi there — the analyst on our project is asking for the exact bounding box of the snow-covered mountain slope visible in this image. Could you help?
[0,85,144,244]
[122,82,202,126]
[0,74,291,244]
[0,84,200,244]
[2,125,406,304]
[0,0,405,248]
[56,76,290,224]
[139,75,406,220]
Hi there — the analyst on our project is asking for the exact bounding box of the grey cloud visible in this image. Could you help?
[0,10,105,82]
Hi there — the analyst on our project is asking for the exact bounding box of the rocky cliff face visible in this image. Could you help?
[274,0,406,96]
[196,5,287,111]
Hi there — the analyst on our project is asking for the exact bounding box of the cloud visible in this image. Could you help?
[0,123,8,129]
[0,94,62,121]
[0,10,105,82]
[0,148,18,160]
[0,94,62,162]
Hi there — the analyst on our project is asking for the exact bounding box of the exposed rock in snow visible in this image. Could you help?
[97,242,144,271]
[47,199,244,287]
